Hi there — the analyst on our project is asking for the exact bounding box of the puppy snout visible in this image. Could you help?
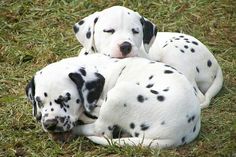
[120,42,132,56]
[43,119,58,131]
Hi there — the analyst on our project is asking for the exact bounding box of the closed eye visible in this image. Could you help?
[132,28,139,34]
[103,29,115,34]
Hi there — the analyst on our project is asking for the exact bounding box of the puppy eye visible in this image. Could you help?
[103,29,115,34]
[132,28,139,34]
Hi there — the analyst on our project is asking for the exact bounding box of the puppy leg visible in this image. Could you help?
[72,123,96,136]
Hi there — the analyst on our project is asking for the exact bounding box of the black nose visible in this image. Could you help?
[120,42,132,56]
[43,119,58,131]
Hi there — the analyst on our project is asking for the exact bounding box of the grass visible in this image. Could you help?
[0,0,235,156]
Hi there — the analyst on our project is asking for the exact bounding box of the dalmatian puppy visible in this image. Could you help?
[73,6,223,109]
[25,56,107,133]
[73,6,157,58]
[26,54,201,148]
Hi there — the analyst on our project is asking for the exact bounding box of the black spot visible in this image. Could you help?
[193,87,197,93]
[191,115,195,121]
[51,108,54,112]
[175,38,180,40]
[184,45,188,49]
[181,136,186,143]
[84,52,88,55]
[76,99,80,104]
[179,35,184,38]
[163,44,168,48]
[140,123,149,131]
[137,95,144,103]
[86,31,91,39]
[130,123,135,129]
[196,67,200,73]
[112,125,126,138]
[161,121,165,125]
[94,17,98,24]
[78,20,84,25]
[86,80,97,90]
[184,38,189,40]
[135,132,139,137]
[191,48,195,53]
[44,92,48,97]
[175,45,178,48]
[149,75,153,80]
[91,46,95,51]
[128,12,130,15]
[40,71,42,74]
[105,96,107,102]
[193,125,196,132]
[66,92,71,100]
[186,40,190,43]
[87,91,98,104]
[192,41,198,45]
[136,82,140,85]
[150,90,158,94]
[188,118,191,123]
[64,108,67,112]
[149,61,156,64]
[49,102,52,106]
[73,25,79,33]
[163,87,169,91]
[124,104,127,107]
[108,126,113,131]
[79,68,86,76]
[164,70,173,74]
[36,96,41,102]
[180,49,185,53]
[59,117,65,123]
[157,95,165,102]
[207,60,212,67]
[170,39,173,42]
[146,84,154,88]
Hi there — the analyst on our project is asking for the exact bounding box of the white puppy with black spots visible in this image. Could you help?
[26,54,201,148]
[73,6,223,109]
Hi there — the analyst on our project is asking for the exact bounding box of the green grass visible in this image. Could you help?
[0,0,235,156]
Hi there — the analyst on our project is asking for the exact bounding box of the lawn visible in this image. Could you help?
[0,0,235,156]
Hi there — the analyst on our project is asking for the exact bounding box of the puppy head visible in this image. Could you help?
[73,6,157,58]
[26,62,105,133]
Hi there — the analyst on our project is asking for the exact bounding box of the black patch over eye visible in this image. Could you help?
[132,28,139,34]
[103,29,115,34]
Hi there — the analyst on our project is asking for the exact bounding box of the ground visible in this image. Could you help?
[0,0,235,156]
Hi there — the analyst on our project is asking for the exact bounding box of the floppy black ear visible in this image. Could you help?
[69,72,105,113]
[140,17,158,53]
[25,77,37,117]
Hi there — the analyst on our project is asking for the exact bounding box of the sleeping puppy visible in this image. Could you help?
[26,53,201,148]
[73,6,223,109]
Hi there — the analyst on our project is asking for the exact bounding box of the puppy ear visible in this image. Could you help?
[73,12,100,55]
[69,72,105,113]
[140,17,158,53]
[25,77,37,117]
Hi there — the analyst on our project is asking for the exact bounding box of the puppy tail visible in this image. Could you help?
[200,66,223,109]
[86,136,174,148]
